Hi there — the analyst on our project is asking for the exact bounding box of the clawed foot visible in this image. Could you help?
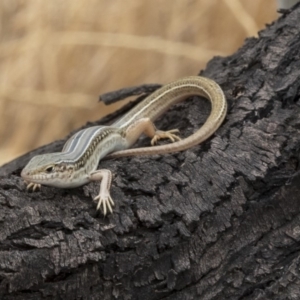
[93,192,115,216]
[151,129,181,146]
[26,182,41,192]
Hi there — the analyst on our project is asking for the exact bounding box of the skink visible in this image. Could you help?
[21,76,227,215]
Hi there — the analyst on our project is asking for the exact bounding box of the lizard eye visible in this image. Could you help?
[45,166,54,173]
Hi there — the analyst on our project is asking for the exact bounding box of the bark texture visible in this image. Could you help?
[1,4,300,300]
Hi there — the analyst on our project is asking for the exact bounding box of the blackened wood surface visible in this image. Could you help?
[1,5,300,300]
[99,83,162,104]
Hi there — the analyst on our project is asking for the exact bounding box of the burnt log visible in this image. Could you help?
[1,4,300,300]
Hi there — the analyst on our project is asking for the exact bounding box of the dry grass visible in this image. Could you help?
[0,0,278,165]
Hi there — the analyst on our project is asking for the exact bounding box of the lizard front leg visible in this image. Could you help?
[88,169,114,215]
[26,182,42,191]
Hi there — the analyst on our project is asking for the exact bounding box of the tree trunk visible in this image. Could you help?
[1,4,300,300]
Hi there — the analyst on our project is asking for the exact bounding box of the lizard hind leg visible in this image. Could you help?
[150,129,181,145]
[124,117,181,147]
[130,118,181,145]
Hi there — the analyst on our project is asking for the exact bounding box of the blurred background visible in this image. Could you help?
[0,0,293,165]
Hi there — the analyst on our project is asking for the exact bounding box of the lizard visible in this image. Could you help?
[21,76,227,215]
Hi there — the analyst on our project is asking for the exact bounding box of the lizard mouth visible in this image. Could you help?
[21,169,30,180]
[21,169,27,178]
[20,169,37,184]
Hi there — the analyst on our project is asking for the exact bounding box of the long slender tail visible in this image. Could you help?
[108,76,227,158]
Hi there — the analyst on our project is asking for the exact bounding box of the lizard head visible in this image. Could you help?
[21,153,77,188]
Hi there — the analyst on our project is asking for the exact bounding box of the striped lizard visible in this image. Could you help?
[21,76,227,215]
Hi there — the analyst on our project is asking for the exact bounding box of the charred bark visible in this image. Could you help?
[1,4,300,300]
